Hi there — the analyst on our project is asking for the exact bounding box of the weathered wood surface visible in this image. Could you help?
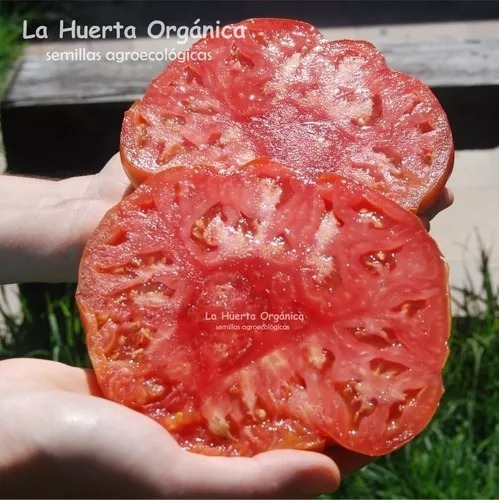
[4,37,499,108]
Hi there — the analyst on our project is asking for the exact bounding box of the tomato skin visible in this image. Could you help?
[77,158,450,457]
[120,18,453,213]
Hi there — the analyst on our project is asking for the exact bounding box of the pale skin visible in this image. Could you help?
[0,154,453,498]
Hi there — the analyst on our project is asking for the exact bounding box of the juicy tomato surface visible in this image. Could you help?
[77,158,450,457]
[120,18,453,213]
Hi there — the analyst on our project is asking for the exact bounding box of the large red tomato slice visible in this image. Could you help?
[77,158,450,457]
[120,18,453,213]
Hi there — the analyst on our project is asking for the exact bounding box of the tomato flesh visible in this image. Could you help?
[77,158,450,456]
[120,18,453,212]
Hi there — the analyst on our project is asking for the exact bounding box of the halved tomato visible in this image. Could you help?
[76,158,450,457]
[120,18,453,213]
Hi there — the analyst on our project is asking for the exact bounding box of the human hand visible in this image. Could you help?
[419,188,454,231]
[0,358,347,498]
[77,153,133,237]
[0,154,131,284]
[62,154,133,281]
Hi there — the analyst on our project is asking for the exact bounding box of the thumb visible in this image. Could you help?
[170,449,341,498]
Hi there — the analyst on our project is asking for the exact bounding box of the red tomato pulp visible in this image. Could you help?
[77,159,450,456]
[120,18,453,213]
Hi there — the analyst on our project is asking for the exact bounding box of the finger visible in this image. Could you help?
[419,215,430,231]
[0,357,102,396]
[422,187,454,221]
[100,152,128,178]
[98,153,134,197]
[324,446,374,476]
[171,449,340,498]
[0,385,181,498]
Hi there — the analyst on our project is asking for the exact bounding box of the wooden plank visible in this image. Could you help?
[379,40,499,87]
[4,37,499,108]
[320,20,499,43]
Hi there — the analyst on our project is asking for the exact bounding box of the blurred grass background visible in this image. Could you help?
[0,2,31,94]
[0,2,497,498]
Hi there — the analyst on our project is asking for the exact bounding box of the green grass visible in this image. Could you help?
[0,4,27,94]
[0,283,89,367]
[0,1,73,92]
[0,250,497,498]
